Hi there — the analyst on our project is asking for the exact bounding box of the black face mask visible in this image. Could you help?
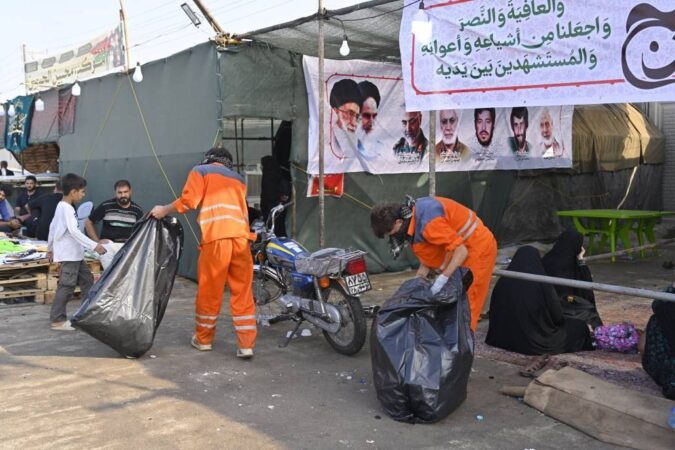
[388,217,412,259]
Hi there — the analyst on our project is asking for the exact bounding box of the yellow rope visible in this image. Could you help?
[82,77,124,177]
[126,76,200,245]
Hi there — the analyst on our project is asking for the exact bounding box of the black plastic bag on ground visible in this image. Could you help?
[371,269,474,423]
[71,217,184,358]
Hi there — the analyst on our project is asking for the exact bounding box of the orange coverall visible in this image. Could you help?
[408,196,497,331]
[173,163,257,349]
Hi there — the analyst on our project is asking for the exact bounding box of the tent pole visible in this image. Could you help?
[318,0,326,248]
[428,110,436,196]
[119,0,131,72]
[494,268,675,303]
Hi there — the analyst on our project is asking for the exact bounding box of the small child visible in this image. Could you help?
[48,173,106,331]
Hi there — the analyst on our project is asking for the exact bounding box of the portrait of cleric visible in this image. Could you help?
[393,110,428,164]
[435,109,469,164]
[507,107,532,158]
[538,107,563,159]
[355,81,384,166]
[329,79,365,171]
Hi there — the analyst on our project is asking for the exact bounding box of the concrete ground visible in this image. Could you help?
[2,233,674,449]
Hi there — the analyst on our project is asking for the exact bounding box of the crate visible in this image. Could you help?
[0,272,47,303]
[44,259,103,305]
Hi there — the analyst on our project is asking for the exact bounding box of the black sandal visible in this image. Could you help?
[519,354,551,378]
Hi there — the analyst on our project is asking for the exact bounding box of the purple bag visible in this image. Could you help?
[593,322,639,353]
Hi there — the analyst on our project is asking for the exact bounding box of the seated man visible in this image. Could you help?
[0,185,22,233]
[15,175,39,217]
[27,181,63,241]
[15,175,41,237]
[85,180,143,243]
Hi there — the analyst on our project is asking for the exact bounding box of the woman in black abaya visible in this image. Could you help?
[542,229,603,328]
[485,246,593,355]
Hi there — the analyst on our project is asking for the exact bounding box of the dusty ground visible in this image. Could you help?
[1,231,674,449]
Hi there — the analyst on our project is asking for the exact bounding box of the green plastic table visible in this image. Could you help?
[556,210,674,261]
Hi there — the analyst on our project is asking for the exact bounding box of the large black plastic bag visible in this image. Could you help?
[72,217,184,358]
[370,269,474,423]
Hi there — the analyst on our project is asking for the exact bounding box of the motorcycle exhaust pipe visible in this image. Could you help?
[276,294,342,333]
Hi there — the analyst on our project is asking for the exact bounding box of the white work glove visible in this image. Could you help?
[430,274,449,295]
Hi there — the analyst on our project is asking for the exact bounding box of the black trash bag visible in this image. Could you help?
[371,268,474,423]
[71,217,184,358]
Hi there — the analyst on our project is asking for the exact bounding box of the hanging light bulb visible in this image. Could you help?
[71,82,81,97]
[132,62,143,83]
[411,1,433,43]
[0,105,5,117]
[35,97,45,112]
[339,35,350,57]
[8,104,16,117]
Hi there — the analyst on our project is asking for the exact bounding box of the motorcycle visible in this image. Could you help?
[251,202,371,355]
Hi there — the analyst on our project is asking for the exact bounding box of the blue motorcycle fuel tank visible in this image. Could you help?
[265,238,314,290]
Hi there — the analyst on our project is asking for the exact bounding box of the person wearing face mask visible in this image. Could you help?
[370,196,497,331]
[85,180,143,243]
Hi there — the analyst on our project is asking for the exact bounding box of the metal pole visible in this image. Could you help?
[318,0,326,248]
[583,238,675,262]
[193,0,225,34]
[292,183,297,238]
[428,110,436,196]
[21,44,27,93]
[119,0,131,72]
[494,269,675,303]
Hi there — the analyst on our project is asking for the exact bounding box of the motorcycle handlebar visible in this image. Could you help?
[265,201,294,233]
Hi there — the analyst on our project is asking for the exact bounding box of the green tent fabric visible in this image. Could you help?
[54,41,665,277]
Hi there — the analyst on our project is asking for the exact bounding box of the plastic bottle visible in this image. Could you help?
[668,407,675,429]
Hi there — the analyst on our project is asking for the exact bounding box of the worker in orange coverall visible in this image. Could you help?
[370,196,497,331]
[150,147,256,359]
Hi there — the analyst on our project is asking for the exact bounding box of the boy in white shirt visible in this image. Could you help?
[48,173,106,331]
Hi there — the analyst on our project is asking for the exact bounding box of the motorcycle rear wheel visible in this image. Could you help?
[322,281,367,356]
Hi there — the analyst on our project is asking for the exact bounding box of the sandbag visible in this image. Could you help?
[71,217,184,358]
[370,269,474,423]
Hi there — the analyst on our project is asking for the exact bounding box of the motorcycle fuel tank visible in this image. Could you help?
[265,237,309,270]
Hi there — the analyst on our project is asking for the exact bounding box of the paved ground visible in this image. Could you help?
[2,233,674,449]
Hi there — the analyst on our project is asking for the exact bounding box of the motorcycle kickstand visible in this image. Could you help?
[279,318,304,348]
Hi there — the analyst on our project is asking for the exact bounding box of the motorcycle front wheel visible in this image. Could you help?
[321,281,367,356]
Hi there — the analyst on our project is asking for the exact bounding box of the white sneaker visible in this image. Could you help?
[191,335,213,351]
[51,320,75,331]
[236,348,254,359]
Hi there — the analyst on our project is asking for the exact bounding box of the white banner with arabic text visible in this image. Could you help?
[400,0,675,111]
[24,25,125,93]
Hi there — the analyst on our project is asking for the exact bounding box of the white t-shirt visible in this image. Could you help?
[48,201,98,262]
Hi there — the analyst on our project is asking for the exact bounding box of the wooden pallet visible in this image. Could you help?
[48,259,102,276]
[0,273,47,303]
[0,258,50,271]
[44,260,103,305]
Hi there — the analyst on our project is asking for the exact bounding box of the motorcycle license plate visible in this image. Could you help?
[345,272,371,295]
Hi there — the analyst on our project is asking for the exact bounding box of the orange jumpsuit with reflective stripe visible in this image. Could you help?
[408,196,497,331]
[173,163,257,349]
